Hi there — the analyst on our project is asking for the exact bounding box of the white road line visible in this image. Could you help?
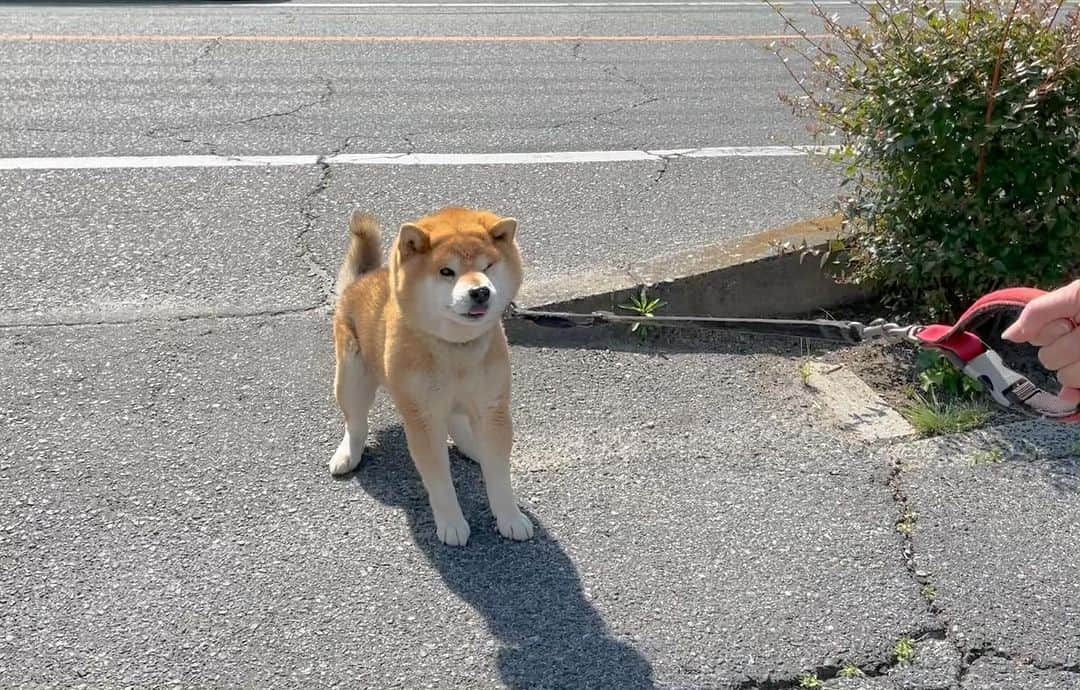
[0,146,836,171]
[0,155,322,171]
[234,1,957,6]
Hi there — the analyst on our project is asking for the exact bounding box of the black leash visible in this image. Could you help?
[505,303,890,344]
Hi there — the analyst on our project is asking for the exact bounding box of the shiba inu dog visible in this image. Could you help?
[329,207,534,546]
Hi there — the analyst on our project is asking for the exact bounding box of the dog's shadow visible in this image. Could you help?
[345,425,656,690]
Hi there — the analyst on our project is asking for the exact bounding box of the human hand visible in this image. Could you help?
[1002,280,1080,404]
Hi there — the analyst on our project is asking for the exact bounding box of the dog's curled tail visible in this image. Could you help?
[336,210,383,296]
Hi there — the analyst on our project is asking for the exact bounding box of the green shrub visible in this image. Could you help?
[771,0,1080,317]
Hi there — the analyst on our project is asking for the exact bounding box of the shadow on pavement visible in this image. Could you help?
[347,425,656,690]
[505,318,849,357]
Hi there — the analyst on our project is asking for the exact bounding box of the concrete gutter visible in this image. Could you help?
[515,214,874,321]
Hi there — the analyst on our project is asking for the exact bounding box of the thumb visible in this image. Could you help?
[1002,281,1080,342]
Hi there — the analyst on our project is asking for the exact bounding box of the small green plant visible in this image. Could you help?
[839,664,864,678]
[903,391,992,436]
[920,584,938,602]
[799,361,815,385]
[798,673,823,689]
[916,350,983,399]
[893,637,916,665]
[618,287,667,339]
[896,508,918,536]
[971,447,1005,466]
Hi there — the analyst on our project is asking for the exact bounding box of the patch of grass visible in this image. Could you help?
[893,637,916,665]
[902,391,991,437]
[971,447,1004,467]
[896,508,918,536]
[618,287,667,340]
[799,361,814,386]
[798,673,823,689]
[920,584,937,603]
[838,664,864,678]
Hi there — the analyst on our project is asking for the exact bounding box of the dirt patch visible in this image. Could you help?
[817,341,919,413]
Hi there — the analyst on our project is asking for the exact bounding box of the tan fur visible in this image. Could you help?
[329,206,534,546]
[335,210,382,297]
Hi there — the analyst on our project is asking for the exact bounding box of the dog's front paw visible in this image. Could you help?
[328,435,361,476]
[496,510,535,541]
[435,513,471,546]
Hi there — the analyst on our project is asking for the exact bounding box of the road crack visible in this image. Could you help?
[190,37,221,71]
[232,75,334,126]
[142,124,218,154]
[652,155,670,185]
[297,134,353,306]
[960,645,1080,682]
[0,305,325,331]
[887,454,971,687]
[553,42,660,130]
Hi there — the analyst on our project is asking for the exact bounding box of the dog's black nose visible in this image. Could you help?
[469,286,491,304]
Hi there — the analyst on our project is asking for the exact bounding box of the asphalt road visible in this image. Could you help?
[0,1,862,156]
[2,2,1079,689]
[1,315,936,688]
[0,0,849,322]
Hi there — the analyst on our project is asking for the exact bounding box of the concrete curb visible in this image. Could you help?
[804,362,916,443]
[516,214,873,320]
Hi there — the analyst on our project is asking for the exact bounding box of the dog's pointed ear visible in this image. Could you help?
[488,217,518,243]
[398,223,430,258]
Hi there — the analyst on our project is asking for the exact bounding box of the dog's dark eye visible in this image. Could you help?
[439,267,455,278]
[482,263,494,272]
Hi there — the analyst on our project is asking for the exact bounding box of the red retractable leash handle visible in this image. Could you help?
[913,288,1080,422]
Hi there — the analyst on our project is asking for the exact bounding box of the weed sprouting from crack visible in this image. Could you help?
[838,663,864,678]
[618,287,667,340]
[896,507,918,536]
[893,636,916,665]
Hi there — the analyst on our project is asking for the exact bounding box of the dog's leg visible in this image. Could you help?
[329,351,377,475]
[401,411,470,546]
[448,414,481,461]
[471,404,534,541]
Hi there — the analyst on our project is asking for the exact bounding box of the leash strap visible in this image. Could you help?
[506,305,866,343]
[913,288,1080,422]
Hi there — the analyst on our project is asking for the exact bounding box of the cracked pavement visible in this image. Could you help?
[2,2,1079,689]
